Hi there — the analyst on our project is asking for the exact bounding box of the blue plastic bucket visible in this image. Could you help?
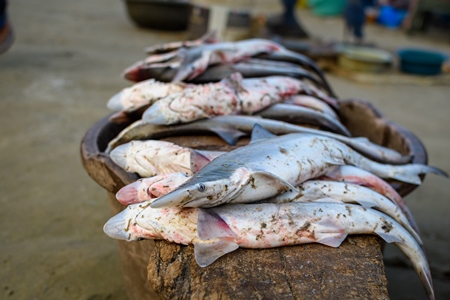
[397,48,447,75]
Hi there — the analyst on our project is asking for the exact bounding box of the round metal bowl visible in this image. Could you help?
[338,46,393,73]
[124,0,192,31]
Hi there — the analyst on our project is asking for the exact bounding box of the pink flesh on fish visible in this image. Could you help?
[142,73,333,125]
[116,172,190,205]
[107,79,188,112]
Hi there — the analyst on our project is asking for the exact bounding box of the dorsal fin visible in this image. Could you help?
[250,124,276,143]
[209,126,246,145]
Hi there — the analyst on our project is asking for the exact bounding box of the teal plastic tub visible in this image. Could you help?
[397,48,447,75]
[308,0,346,16]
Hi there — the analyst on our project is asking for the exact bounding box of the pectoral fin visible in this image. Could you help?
[194,238,239,267]
[197,209,237,240]
[311,217,348,247]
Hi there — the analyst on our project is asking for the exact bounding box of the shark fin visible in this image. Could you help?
[311,217,348,247]
[194,238,239,267]
[197,209,237,240]
[191,150,224,173]
[233,169,299,203]
[209,126,246,145]
[250,124,276,143]
[190,150,213,173]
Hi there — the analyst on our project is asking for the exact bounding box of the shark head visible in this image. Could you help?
[103,201,158,241]
[150,166,253,208]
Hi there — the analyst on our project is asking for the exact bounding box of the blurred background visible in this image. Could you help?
[0,0,449,299]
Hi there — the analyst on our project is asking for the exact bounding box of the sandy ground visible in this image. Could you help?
[0,1,449,299]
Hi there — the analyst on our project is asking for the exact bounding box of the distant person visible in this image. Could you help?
[0,0,14,54]
[267,0,309,38]
[343,0,375,43]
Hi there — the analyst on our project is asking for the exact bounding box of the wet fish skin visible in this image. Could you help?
[320,165,420,234]
[194,202,433,299]
[266,180,421,244]
[256,103,351,136]
[105,115,410,165]
[285,95,339,120]
[150,128,446,209]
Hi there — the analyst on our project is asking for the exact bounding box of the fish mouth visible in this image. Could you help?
[150,187,191,208]
[107,92,124,111]
[103,209,133,241]
[116,181,141,205]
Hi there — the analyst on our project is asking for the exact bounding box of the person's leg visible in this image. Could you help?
[268,0,309,38]
[0,0,14,55]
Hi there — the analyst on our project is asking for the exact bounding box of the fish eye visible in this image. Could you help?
[197,183,206,192]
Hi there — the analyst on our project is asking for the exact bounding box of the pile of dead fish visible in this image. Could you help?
[102,33,446,300]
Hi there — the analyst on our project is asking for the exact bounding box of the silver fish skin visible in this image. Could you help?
[285,95,339,120]
[105,115,410,165]
[116,172,190,205]
[256,103,351,136]
[265,180,421,244]
[194,203,433,299]
[150,130,447,209]
[142,73,328,125]
[320,165,419,231]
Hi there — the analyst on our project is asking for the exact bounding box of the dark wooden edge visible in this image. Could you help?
[80,114,139,194]
[339,99,428,197]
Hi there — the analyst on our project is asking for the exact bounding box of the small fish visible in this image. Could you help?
[142,73,335,125]
[150,125,447,208]
[116,172,190,205]
[105,115,411,165]
[109,140,225,177]
[256,103,351,136]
